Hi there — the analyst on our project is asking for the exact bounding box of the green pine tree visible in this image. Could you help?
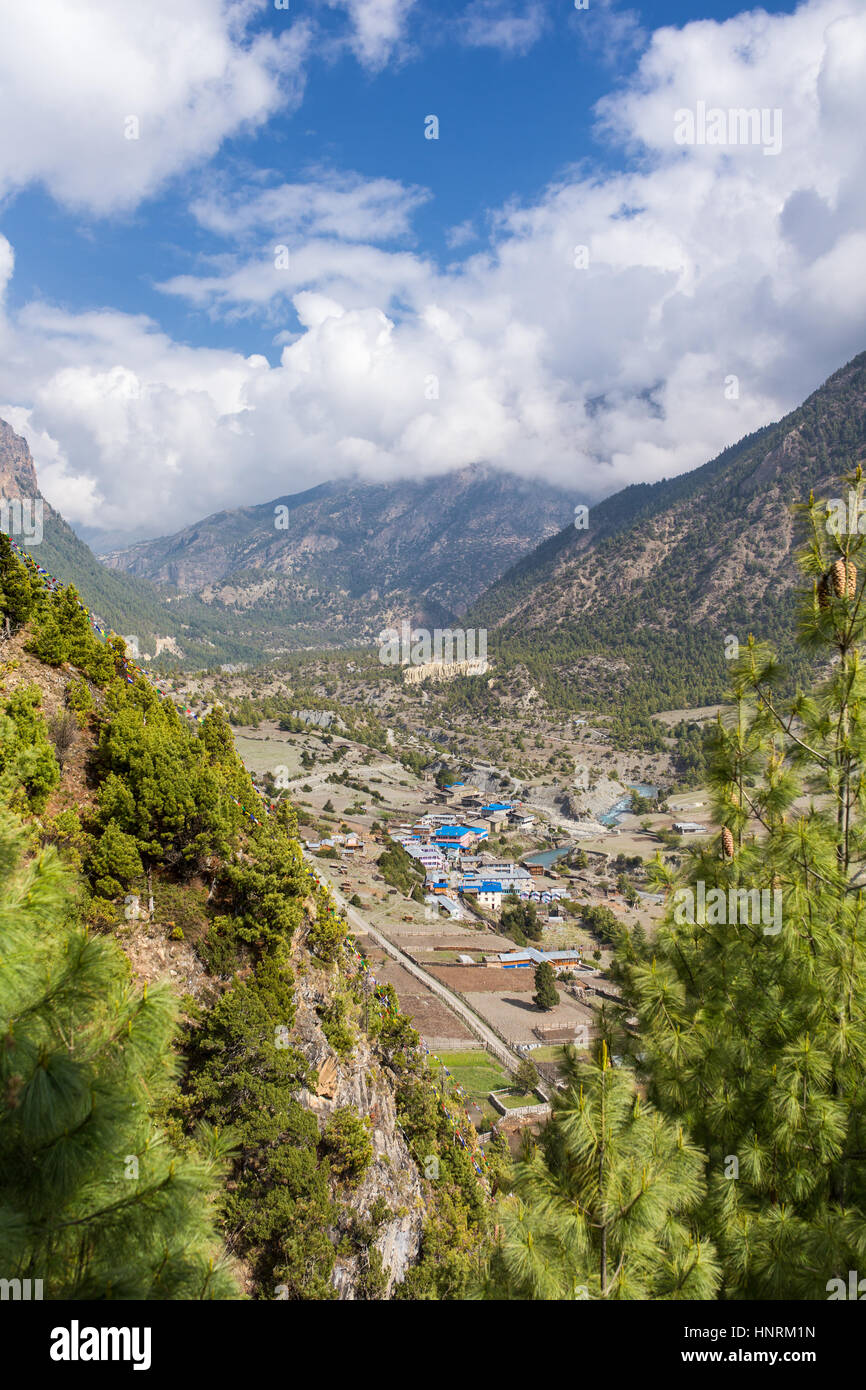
[627,466,866,1298]
[478,1045,720,1299]
[533,960,559,1011]
[0,684,60,811]
[0,810,240,1299]
[0,534,33,633]
[90,820,145,898]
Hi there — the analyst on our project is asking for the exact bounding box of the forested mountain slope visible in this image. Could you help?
[0,538,490,1299]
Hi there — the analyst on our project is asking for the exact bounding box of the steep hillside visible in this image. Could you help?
[100,464,576,645]
[472,350,866,721]
[0,544,491,1299]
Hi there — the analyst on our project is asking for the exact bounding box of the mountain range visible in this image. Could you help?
[471,350,866,719]
[1,422,575,662]
[3,347,865,698]
[99,465,576,647]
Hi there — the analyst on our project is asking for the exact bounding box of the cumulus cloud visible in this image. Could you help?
[0,0,865,544]
[0,0,311,215]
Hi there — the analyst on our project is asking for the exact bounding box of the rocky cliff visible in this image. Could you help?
[0,417,40,498]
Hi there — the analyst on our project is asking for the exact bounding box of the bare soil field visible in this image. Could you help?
[354,948,476,1044]
[392,931,515,952]
[464,990,598,1045]
[430,965,537,993]
[400,995,475,1044]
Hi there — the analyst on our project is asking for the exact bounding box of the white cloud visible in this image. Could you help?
[0,0,865,544]
[323,0,417,70]
[0,0,312,215]
[446,219,479,249]
[575,0,646,65]
[190,170,430,243]
[157,238,433,320]
[459,1,549,55]
[0,235,14,301]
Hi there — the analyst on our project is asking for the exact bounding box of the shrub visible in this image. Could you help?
[66,676,94,725]
[321,1107,373,1183]
[48,710,77,769]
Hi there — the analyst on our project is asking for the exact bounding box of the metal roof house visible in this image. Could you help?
[433,825,489,848]
[459,879,503,907]
[492,948,583,969]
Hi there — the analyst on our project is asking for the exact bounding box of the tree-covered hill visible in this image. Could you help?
[0,537,490,1299]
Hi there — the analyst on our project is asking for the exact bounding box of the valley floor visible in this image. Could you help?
[227,699,713,1120]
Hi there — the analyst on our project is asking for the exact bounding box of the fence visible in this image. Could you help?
[488,1088,551,1122]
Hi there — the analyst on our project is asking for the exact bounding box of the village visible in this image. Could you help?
[237,727,698,1144]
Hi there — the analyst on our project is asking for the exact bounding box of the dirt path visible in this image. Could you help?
[304,852,523,1072]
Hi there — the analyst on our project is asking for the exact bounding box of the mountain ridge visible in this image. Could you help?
[470,349,866,719]
[99,462,577,646]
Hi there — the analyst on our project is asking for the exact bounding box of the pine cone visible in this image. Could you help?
[721,827,734,859]
[817,574,831,610]
[831,558,857,599]
[4,1075,23,1109]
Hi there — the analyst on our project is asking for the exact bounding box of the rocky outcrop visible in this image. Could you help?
[0,418,40,499]
[403,657,489,684]
[291,964,425,1299]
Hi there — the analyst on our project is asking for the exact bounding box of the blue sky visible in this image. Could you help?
[0,0,864,544]
[2,0,801,358]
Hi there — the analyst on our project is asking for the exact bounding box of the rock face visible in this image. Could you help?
[291,964,425,1299]
[403,657,489,684]
[0,418,40,499]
